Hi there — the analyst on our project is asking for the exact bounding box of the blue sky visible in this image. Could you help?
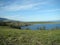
[0,0,60,22]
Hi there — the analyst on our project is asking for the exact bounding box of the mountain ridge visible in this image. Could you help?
[0,17,60,22]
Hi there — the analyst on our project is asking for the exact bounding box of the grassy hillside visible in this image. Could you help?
[27,22,60,24]
[0,26,60,45]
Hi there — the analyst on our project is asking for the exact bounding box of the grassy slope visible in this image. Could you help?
[24,22,60,24]
[0,26,60,45]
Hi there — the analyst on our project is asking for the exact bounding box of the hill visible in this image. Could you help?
[0,26,60,45]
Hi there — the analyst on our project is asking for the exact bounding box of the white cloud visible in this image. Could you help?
[0,0,47,11]
[46,9,60,12]
[2,3,39,11]
[38,9,60,12]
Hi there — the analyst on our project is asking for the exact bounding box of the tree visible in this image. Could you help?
[39,26,46,30]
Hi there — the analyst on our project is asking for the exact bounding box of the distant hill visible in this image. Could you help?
[0,17,60,23]
[50,20,60,23]
[0,18,9,22]
[0,18,20,22]
[0,18,8,20]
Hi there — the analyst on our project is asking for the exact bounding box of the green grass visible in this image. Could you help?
[18,21,60,24]
[27,22,60,24]
[0,26,60,45]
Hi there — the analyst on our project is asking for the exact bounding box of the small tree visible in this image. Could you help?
[54,26,60,30]
[39,26,46,30]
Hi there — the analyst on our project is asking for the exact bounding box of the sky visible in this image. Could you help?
[0,0,60,22]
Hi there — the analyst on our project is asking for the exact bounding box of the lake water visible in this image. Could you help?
[21,24,60,30]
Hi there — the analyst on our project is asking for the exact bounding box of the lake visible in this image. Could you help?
[21,24,60,30]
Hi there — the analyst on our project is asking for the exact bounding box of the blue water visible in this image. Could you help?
[21,24,60,30]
